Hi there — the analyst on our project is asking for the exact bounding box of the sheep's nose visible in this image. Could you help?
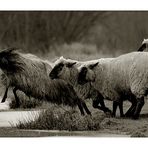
[78,68,87,85]
[49,72,56,79]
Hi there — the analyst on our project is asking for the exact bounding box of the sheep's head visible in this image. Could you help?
[78,61,99,85]
[49,56,77,80]
[0,48,25,73]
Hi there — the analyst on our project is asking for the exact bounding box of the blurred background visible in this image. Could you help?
[0,11,147,60]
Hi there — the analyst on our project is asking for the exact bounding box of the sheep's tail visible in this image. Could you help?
[0,47,25,72]
[137,43,146,52]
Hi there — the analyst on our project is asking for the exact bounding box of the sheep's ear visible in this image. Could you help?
[89,62,99,69]
[138,43,146,52]
[66,62,77,68]
[59,56,65,60]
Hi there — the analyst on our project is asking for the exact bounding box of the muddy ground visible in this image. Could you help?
[98,100,148,137]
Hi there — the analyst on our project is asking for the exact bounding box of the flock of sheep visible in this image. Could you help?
[0,39,148,120]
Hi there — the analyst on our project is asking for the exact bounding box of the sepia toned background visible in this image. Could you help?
[0,11,146,59]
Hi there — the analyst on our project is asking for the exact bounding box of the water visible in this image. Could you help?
[0,110,41,127]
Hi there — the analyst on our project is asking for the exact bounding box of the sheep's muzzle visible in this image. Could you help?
[78,67,88,85]
[49,71,58,79]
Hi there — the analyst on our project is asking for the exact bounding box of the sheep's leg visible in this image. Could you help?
[82,101,91,115]
[125,105,136,117]
[77,100,85,116]
[112,101,118,117]
[132,97,145,120]
[98,98,112,113]
[92,98,112,113]
[119,101,125,117]
[13,87,20,108]
[1,86,9,103]
[125,98,137,117]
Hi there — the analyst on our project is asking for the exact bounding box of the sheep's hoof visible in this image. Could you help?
[125,114,131,117]
[1,100,5,103]
[125,112,133,118]
[104,112,112,117]
[86,112,92,116]
[132,115,139,120]
[111,113,116,118]
[104,110,112,116]
[81,113,85,116]
[120,114,125,118]
[104,108,112,114]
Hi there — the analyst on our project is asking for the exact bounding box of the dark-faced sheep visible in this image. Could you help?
[0,48,91,115]
[49,56,112,114]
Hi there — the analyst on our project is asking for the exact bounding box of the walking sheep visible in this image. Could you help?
[0,52,53,106]
[0,52,52,106]
[0,48,91,115]
[49,56,112,114]
[78,52,148,119]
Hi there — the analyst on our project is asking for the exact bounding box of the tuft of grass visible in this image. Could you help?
[16,105,105,131]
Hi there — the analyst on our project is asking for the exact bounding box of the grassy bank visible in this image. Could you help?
[16,102,106,131]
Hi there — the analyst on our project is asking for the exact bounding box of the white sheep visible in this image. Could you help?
[49,56,112,114]
[78,52,148,119]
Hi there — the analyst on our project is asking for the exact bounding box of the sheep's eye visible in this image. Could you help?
[81,67,87,73]
[56,63,64,71]
[58,66,63,71]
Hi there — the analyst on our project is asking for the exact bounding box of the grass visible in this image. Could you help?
[16,103,106,131]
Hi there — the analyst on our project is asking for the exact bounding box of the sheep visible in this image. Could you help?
[0,52,53,107]
[77,52,148,119]
[77,58,136,118]
[118,39,148,116]
[0,48,91,115]
[0,52,54,106]
[74,58,132,117]
[49,56,112,114]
